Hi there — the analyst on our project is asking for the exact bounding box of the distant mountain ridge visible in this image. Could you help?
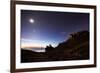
[21,30,89,63]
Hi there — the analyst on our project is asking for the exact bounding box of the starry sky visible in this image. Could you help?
[21,10,89,48]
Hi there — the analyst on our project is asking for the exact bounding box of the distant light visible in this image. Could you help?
[29,18,35,23]
[33,30,36,33]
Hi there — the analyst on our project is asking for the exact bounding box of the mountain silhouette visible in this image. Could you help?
[21,30,89,63]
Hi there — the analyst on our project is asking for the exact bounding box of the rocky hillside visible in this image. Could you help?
[21,31,89,63]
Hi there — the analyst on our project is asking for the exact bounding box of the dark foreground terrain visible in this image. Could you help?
[21,31,89,63]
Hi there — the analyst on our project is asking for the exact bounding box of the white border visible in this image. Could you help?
[15,4,94,69]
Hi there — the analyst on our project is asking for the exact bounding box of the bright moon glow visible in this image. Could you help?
[29,18,35,23]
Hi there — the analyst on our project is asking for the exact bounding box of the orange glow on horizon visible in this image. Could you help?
[21,43,45,49]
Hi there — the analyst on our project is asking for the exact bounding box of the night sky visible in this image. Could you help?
[21,10,89,48]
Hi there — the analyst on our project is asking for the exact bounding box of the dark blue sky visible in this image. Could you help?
[21,10,89,48]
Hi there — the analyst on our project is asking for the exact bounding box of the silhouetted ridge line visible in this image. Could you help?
[21,30,89,63]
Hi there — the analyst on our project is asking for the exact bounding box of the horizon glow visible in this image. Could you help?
[21,38,58,48]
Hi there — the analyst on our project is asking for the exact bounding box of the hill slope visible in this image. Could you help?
[21,31,89,63]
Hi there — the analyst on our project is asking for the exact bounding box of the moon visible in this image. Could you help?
[29,18,35,23]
